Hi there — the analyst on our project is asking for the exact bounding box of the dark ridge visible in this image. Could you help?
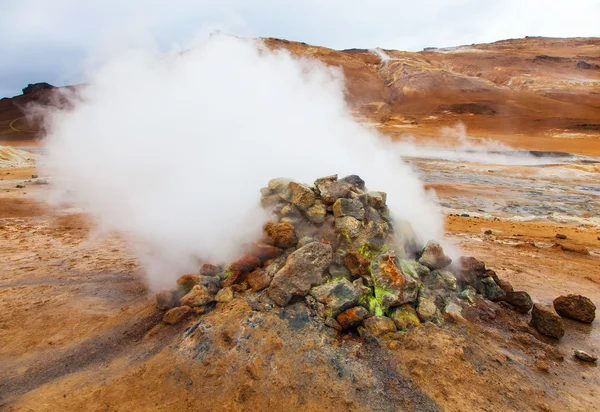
[533,55,572,63]
[571,123,600,130]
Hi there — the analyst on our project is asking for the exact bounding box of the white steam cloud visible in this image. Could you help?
[41,35,443,290]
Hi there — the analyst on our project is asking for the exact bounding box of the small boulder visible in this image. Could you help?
[496,278,514,295]
[418,241,452,270]
[163,306,193,325]
[332,198,365,221]
[505,291,533,313]
[371,253,419,309]
[390,304,421,330]
[215,287,234,303]
[306,201,327,224]
[335,216,362,239]
[309,278,363,317]
[247,269,271,292]
[336,306,370,330]
[574,350,597,363]
[314,175,350,205]
[478,277,506,302]
[430,270,457,291]
[263,222,297,249]
[180,285,214,307]
[268,177,293,193]
[454,256,487,284]
[416,294,439,322]
[282,181,316,211]
[553,294,596,323]
[530,304,564,339]
[229,254,261,273]
[366,191,387,209]
[268,242,332,306]
[443,302,464,320]
[250,242,284,262]
[458,285,477,304]
[200,264,220,277]
[339,175,365,190]
[176,274,201,293]
[363,316,397,336]
[344,250,371,280]
[555,233,567,240]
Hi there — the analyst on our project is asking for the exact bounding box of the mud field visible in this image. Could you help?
[0,147,598,411]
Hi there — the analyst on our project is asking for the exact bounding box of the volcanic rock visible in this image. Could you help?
[268,177,293,193]
[282,181,316,211]
[574,350,598,363]
[229,254,261,273]
[478,277,507,302]
[180,285,215,307]
[496,278,514,294]
[418,241,452,270]
[443,302,464,321]
[363,316,397,336]
[247,269,271,292]
[530,304,564,339]
[163,305,193,325]
[429,270,457,291]
[314,175,350,205]
[366,191,387,210]
[416,294,439,323]
[553,294,596,323]
[344,250,371,280]
[458,285,477,304]
[306,201,327,224]
[215,287,234,303]
[505,291,534,313]
[200,264,220,277]
[336,306,370,330]
[324,317,342,331]
[335,216,362,239]
[309,278,363,318]
[250,242,284,262]
[371,253,418,309]
[263,221,297,248]
[268,241,332,306]
[390,304,421,330]
[332,198,365,221]
[454,256,487,284]
[339,174,365,190]
[176,274,202,293]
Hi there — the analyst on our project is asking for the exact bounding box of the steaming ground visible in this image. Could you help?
[39,35,446,289]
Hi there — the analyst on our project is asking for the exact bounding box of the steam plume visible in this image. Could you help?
[41,35,443,289]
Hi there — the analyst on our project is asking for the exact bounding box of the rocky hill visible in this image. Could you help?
[2,37,599,154]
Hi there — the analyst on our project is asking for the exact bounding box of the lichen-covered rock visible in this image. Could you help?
[416,294,439,323]
[309,278,363,317]
[530,304,564,339]
[332,198,365,221]
[180,285,214,307]
[505,291,533,313]
[458,285,477,304]
[268,242,332,306]
[314,175,351,205]
[429,270,457,291]
[306,201,327,224]
[478,277,506,302]
[163,305,193,325]
[363,316,397,336]
[263,222,297,248]
[371,253,418,309]
[390,304,421,330]
[553,294,596,323]
[336,306,370,330]
[418,241,452,270]
[335,216,362,239]
[215,287,234,303]
[281,181,316,211]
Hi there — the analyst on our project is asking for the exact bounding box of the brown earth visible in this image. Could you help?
[0,168,598,411]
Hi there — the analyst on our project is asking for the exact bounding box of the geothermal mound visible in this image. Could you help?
[157,175,595,341]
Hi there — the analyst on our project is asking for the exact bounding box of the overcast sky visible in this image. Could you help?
[2,0,599,98]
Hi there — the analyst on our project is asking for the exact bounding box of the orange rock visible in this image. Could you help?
[263,222,297,248]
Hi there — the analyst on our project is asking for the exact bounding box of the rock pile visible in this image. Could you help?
[156,175,595,344]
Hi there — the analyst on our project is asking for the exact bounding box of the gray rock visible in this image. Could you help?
[574,350,597,363]
[430,270,457,291]
[339,175,365,190]
[505,291,533,313]
[332,198,365,220]
[530,304,564,339]
[324,317,342,331]
[328,264,352,280]
[268,242,333,306]
[444,302,463,317]
[418,240,452,270]
[478,277,506,302]
[310,278,363,317]
[335,216,362,239]
[366,191,387,209]
[371,253,419,309]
